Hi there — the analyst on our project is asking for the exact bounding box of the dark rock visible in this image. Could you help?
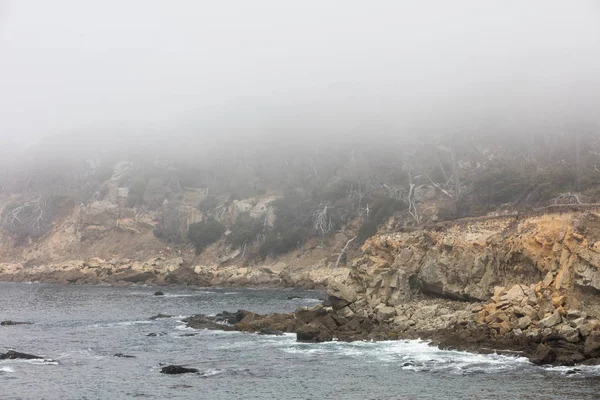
[566,368,582,375]
[296,322,333,343]
[183,314,234,331]
[258,328,284,336]
[160,365,199,374]
[119,271,155,284]
[149,313,172,320]
[114,353,135,358]
[154,291,165,296]
[583,331,600,358]
[1,320,33,326]
[530,344,557,365]
[0,350,43,360]
[215,310,251,325]
[295,305,328,325]
[326,295,351,310]
[179,333,198,337]
[147,333,159,337]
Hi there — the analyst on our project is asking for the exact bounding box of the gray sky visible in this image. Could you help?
[1,0,599,147]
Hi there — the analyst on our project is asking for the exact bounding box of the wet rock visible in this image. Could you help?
[154,291,164,296]
[119,271,155,284]
[0,350,42,360]
[149,313,172,320]
[296,322,333,343]
[214,310,251,325]
[0,320,33,326]
[530,344,557,365]
[114,353,136,358]
[147,333,160,337]
[183,314,234,331]
[258,328,284,336]
[160,365,199,374]
[295,305,327,325]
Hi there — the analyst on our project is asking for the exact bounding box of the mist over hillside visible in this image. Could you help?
[0,0,599,261]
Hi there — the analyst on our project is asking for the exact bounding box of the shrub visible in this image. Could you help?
[259,228,305,258]
[257,196,310,258]
[227,212,263,248]
[199,195,219,212]
[127,178,147,207]
[188,218,225,254]
[357,196,400,244]
[153,203,185,244]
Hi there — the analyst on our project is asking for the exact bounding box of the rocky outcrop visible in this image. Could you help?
[0,255,346,289]
[0,350,42,360]
[160,365,199,375]
[322,210,600,366]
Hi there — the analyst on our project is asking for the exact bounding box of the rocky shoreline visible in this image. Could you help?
[0,257,346,289]
[3,209,600,367]
[179,293,600,366]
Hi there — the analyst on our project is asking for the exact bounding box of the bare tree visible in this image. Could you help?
[334,236,356,268]
[313,203,333,236]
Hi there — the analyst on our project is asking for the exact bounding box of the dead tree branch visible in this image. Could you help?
[334,236,357,268]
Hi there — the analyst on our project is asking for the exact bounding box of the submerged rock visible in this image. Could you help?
[149,313,172,320]
[160,365,199,374]
[258,328,284,336]
[0,320,33,326]
[114,353,136,358]
[0,350,43,360]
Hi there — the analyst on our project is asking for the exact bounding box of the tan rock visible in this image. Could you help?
[518,316,532,330]
[538,311,562,329]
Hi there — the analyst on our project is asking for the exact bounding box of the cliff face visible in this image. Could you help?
[323,209,600,365]
[335,210,600,311]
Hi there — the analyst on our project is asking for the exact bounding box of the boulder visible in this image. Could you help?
[501,285,525,304]
[296,322,333,343]
[517,316,532,330]
[160,365,199,374]
[375,306,396,322]
[556,324,580,343]
[530,344,557,365]
[538,312,562,329]
[295,306,327,325]
[154,291,165,296]
[0,350,42,360]
[583,331,600,358]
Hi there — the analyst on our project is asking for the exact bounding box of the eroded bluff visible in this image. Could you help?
[325,210,600,365]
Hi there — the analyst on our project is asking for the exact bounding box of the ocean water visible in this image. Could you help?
[1,282,599,400]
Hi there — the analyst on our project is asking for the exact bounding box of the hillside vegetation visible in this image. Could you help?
[1,125,598,265]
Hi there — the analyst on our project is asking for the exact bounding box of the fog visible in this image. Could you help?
[1,0,599,154]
